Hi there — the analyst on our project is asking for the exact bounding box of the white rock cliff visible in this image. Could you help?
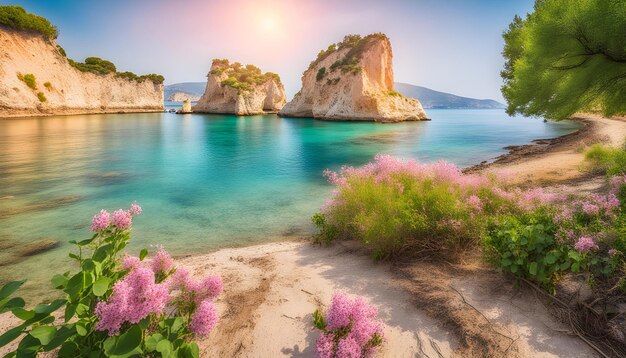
[0,28,164,118]
[279,34,428,122]
[192,59,286,115]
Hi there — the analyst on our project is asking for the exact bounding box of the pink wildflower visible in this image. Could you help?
[95,266,169,335]
[466,195,483,213]
[189,300,218,337]
[582,202,600,216]
[111,209,132,230]
[201,275,223,299]
[121,255,140,270]
[316,333,335,358]
[336,337,361,358]
[574,237,598,253]
[91,210,110,232]
[608,249,620,257]
[151,245,174,274]
[129,202,142,215]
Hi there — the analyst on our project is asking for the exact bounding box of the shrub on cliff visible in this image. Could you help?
[17,73,37,90]
[0,5,58,40]
[215,61,282,94]
[37,91,46,102]
[0,203,221,357]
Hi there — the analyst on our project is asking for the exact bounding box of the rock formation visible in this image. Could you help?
[168,92,201,102]
[279,34,428,122]
[0,28,163,118]
[178,99,192,114]
[192,59,286,115]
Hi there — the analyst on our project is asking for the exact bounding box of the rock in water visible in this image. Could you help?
[279,33,428,122]
[17,238,60,257]
[179,99,192,113]
[192,59,286,115]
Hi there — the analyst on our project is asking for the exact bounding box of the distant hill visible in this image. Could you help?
[394,82,505,109]
[164,82,206,102]
[165,82,505,109]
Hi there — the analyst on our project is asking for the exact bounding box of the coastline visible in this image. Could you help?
[1,114,623,356]
[466,114,626,185]
[0,107,165,119]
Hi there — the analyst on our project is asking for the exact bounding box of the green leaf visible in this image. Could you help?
[0,297,25,313]
[42,325,76,351]
[76,321,88,336]
[76,237,96,246]
[30,326,57,345]
[12,308,34,320]
[0,324,25,348]
[58,341,79,358]
[51,274,69,289]
[68,253,80,261]
[0,281,25,300]
[92,277,111,297]
[501,258,513,267]
[313,309,326,330]
[104,324,142,356]
[93,243,113,262]
[16,333,41,357]
[529,262,538,276]
[156,339,173,357]
[145,333,163,352]
[34,299,66,314]
[140,248,148,260]
[64,303,77,322]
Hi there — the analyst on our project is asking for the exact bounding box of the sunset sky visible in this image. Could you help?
[7,0,536,101]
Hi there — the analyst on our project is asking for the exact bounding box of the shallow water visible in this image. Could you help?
[0,109,581,298]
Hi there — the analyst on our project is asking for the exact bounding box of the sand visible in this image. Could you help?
[3,114,625,357]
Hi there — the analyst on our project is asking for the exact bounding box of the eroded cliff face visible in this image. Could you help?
[279,34,428,122]
[0,28,163,118]
[192,60,286,115]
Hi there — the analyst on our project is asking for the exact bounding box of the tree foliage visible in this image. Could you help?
[501,0,626,120]
[0,5,58,40]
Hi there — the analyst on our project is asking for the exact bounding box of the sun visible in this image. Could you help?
[259,16,277,32]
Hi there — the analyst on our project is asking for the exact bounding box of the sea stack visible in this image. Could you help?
[178,99,192,114]
[192,59,286,115]
[279,33,428,122]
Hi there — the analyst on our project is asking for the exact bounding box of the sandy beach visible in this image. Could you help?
[2,114,625,357]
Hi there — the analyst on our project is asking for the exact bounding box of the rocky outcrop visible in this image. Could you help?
[0,28,163,118]
[168,92,201,102]
[279,34,428,122]
[192,59,286,115]
[178,99,192,114]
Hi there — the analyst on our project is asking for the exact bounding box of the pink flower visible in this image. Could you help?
[316,292,384,357]
[582,202,600,216]
[189,300,218,337]
[111,209,132,230]
[121,255,140,270]
[316,333,335,358]
[574,237,598,253]
[466,195,483,213]
[608,249,620,257]
[151,245,174,274]
[201,275,223,299]
[129,202,142,215]
[91,210,110,232]
[95,266,169,335]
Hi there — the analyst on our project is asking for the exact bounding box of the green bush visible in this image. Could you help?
[56,45,66,57]
[0,5,58,40]
[70,58,164,84]
[316,67,326,81]
[483,212,570,289]
[37,91,46,102]
[584,143,626,176]
[17,73,37,90]
[43,81,52,90]
[211,59,282,94]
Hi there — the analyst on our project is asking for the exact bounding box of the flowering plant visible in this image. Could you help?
[0,203,221,357]
[313,292,383,358]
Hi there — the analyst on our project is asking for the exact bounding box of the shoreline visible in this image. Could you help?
[0,107,165,119]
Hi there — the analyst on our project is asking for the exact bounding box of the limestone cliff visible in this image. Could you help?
[0,28,163,118]
[192,59,286,115]
[279,34,428,122]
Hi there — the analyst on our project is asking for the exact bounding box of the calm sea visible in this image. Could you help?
[0,109,581,297]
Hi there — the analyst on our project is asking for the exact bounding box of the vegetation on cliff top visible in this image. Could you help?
[501,0,626,120]
[309,33,389,80]
[210,59,282,94]
[69,57,164,84]
[0,5,58,40]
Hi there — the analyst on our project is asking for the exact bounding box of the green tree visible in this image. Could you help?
[501,0,626,120]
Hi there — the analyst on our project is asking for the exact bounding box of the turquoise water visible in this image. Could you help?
[0,109,581,297]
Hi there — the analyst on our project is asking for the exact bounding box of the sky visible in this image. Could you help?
[6,0,536,102]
